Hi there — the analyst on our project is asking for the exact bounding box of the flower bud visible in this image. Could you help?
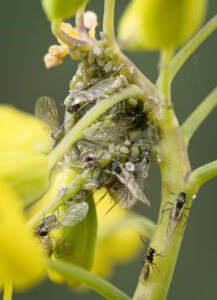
[42,0,87,21]
[119,0,208,49]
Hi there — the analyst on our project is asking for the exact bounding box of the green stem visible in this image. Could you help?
[170,15,217,82]
[3,282,13,300]
[182,87,217,146]
[27,170,89,228]
[103,0,116,46]
[51,20,92,50]
[188,160,217,190]
[48,260,131,300]
[48,85,144,169]
[157,48,174,105]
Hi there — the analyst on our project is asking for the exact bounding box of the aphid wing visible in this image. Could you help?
[115,165,150,207]
[76,78,113,105]
[57,202,89,227]
[35,96,59,132]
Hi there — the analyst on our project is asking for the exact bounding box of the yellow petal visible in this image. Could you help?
[0,153,50,207]
[0,105,51,154]
[0,180,45,289]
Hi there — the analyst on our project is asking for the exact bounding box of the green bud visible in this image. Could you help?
[49,192,97,285]
[42,0,87,21]
[119,0,208,49]
[0,153,50,207]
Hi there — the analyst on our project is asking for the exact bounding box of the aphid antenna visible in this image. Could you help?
[139,235,150,248]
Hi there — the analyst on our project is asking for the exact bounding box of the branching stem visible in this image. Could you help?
[188,160,217,190]
[169,15,217,82]
[103,0,116,46]
[182,87,217,145]
[48,260,131,300]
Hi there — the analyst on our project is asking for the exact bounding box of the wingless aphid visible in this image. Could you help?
[160,191,195,248]
[140,237,162,281]
[35,96,64,147]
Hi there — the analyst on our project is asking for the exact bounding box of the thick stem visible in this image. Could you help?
[169,15,217,82]
[133,108,193,300]
[182,87,217,146]
[48,85,144,169]
[48,260,131,300]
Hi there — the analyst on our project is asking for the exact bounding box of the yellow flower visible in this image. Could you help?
[0,105,51,206]
[0,105,51,154]
[44,22,79,68]
[119,0,208,50]
[92,189,144,277]
[0,179,46,289]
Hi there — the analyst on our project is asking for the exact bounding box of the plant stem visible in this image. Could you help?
[51,20,91,50]
[169,15,217,82]
[157,48,174,105]
[48,260,131,300]
[103,0,116,46]
[188,160,217,190]
[182,87,217,146]
[48,85,144,169]
[3,282,13,300]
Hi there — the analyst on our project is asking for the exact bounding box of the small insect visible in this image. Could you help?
[34,201,89,237]
[160,191,195,247]
[140,237,162,281]
[66,78,114,112]
[104,159,150,212]
[35,96,64,146]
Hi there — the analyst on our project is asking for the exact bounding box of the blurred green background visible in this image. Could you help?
[0,0,217,299]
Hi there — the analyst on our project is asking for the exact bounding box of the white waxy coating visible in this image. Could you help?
[125,162,135,172]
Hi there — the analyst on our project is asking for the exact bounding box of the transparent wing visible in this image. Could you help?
[57,201,89,228]
[114,165,150,207]
[35,96,59,133]
[70,78,114,107]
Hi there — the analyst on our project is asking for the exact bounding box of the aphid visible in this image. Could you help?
[66,78,114,111]
[34,201,89,237]
[104,159,150,211]
[34,96,64,146]
[160,191,195,247]
[141,237,162,281]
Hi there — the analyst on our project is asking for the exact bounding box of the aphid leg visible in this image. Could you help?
[95,189,109,205]
[105,200,118,215]
[158,202,173,224]
[181,212,190,234]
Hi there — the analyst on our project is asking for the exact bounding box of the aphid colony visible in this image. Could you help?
[34,37,160,256]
